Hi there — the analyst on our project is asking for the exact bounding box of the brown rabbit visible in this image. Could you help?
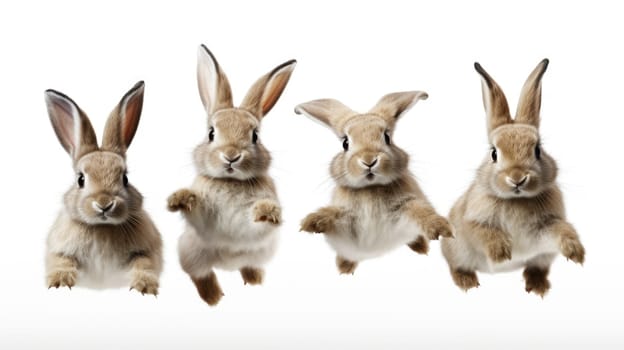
[296,92,453,274]
[441,59,585,297]
[168,45,296,306]
[45,81,163,295]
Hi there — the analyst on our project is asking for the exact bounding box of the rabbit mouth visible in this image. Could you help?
[366,173,376,181]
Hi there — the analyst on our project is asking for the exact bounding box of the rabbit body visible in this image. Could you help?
[168,45,296,305]
[44,82,163,294]
[441,60,585,296]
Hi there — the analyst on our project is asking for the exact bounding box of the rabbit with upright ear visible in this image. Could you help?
[45,81,163,295]
[295,92,453,274]
[441,59,585,296]
[167,45,296,306]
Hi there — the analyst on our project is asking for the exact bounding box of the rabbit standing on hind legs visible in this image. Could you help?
[441,59,585,297]
[168,45,296,306]
[45,81,163,295]
[295,92,454,275]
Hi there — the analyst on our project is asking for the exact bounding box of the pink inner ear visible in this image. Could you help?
[122,102,141,147]
[49,98,78,155]
[262,73,289,115]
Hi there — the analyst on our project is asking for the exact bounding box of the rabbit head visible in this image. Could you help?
[295,92,428,188]
[45,82,146,225]
[193,45,296,181]
[475,59,558,199]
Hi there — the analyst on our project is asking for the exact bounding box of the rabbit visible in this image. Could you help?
[44,81,163,295]
[441,59,585,297]
[167,45,296,306]
[295,91,454,275]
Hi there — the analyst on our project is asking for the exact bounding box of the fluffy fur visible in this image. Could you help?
[168,45,296,306]
[44,81,163,294]
[441,59,585,297]
[295,91,453,274]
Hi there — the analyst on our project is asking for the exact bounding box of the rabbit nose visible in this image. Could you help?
[359,157,378,169]
[506,175,529,188]
[93,199,115,213]
[225,154,241,163]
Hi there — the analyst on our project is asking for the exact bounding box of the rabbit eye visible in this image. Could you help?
[384,132,391,145]
[342,137,349,151]
[77,173,85,188]
[252,130,258,144]
[208,127,215,142]
[491,148,498,163]
[535,145,541,160]
[123,174,129,187]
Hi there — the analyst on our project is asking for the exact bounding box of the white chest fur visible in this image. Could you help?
[326,199,420,262]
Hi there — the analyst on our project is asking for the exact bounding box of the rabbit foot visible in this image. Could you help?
[192,272,224,306]
[523,266,551,297]
[336,256,358,275]
[240,267,264,285]
[451,268,480,291]
[560,237,585,265]
[407,235,429,255]
[487,239,512,263]
[130,272,159,296]
[167,189,197,212]
[424,215,454,240]
[253,200,281,225]
[47,269,77,289]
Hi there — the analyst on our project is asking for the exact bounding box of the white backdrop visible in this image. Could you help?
[1,0,622,349]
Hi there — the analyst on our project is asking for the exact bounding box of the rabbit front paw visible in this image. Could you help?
[47,269,77,289]
[487,239,512,263]
[167,189,197,212]
[253,200,281,225]
[130,272,159,296]
[424,215,454,240]
[300,209,337,234]
[560,237,585,264]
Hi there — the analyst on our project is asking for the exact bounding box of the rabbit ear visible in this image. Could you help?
[197,45,234,115]
[101,81,145,154]
[515,59,549,128]
[240,59,297,119]
[45,89,98,160]
[369,91,428,125]
[475,62,512,133]
[294,99,356,133]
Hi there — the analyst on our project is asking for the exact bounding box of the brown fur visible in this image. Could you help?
[296,92,452,273]
[45,82,163,293]
[407,235,429,255]
[441,59,585,296]
[300,206,346,234]
[172,45,295,305]
[450,268,480,291]
[336,256,358,274]
[167,188,198,212]
[192,272,224,306]
[253,199,281,224]
[240,267,264,285]
[523,266,550,297]
[47,254,78,289]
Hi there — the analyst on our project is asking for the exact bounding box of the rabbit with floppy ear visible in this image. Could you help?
[45,82,163,294]
[295,92,453,275]
[167,45,296,306]
[441,59,585,297]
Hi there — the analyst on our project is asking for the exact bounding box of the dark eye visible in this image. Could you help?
[77,173,85,188]
[252,130,258,144]
[342,137,349,151]
[491,148,498,162]
[123,174,129,187]
[535,145,541,160]
[384,132,391,145]
[208,127,215,142]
